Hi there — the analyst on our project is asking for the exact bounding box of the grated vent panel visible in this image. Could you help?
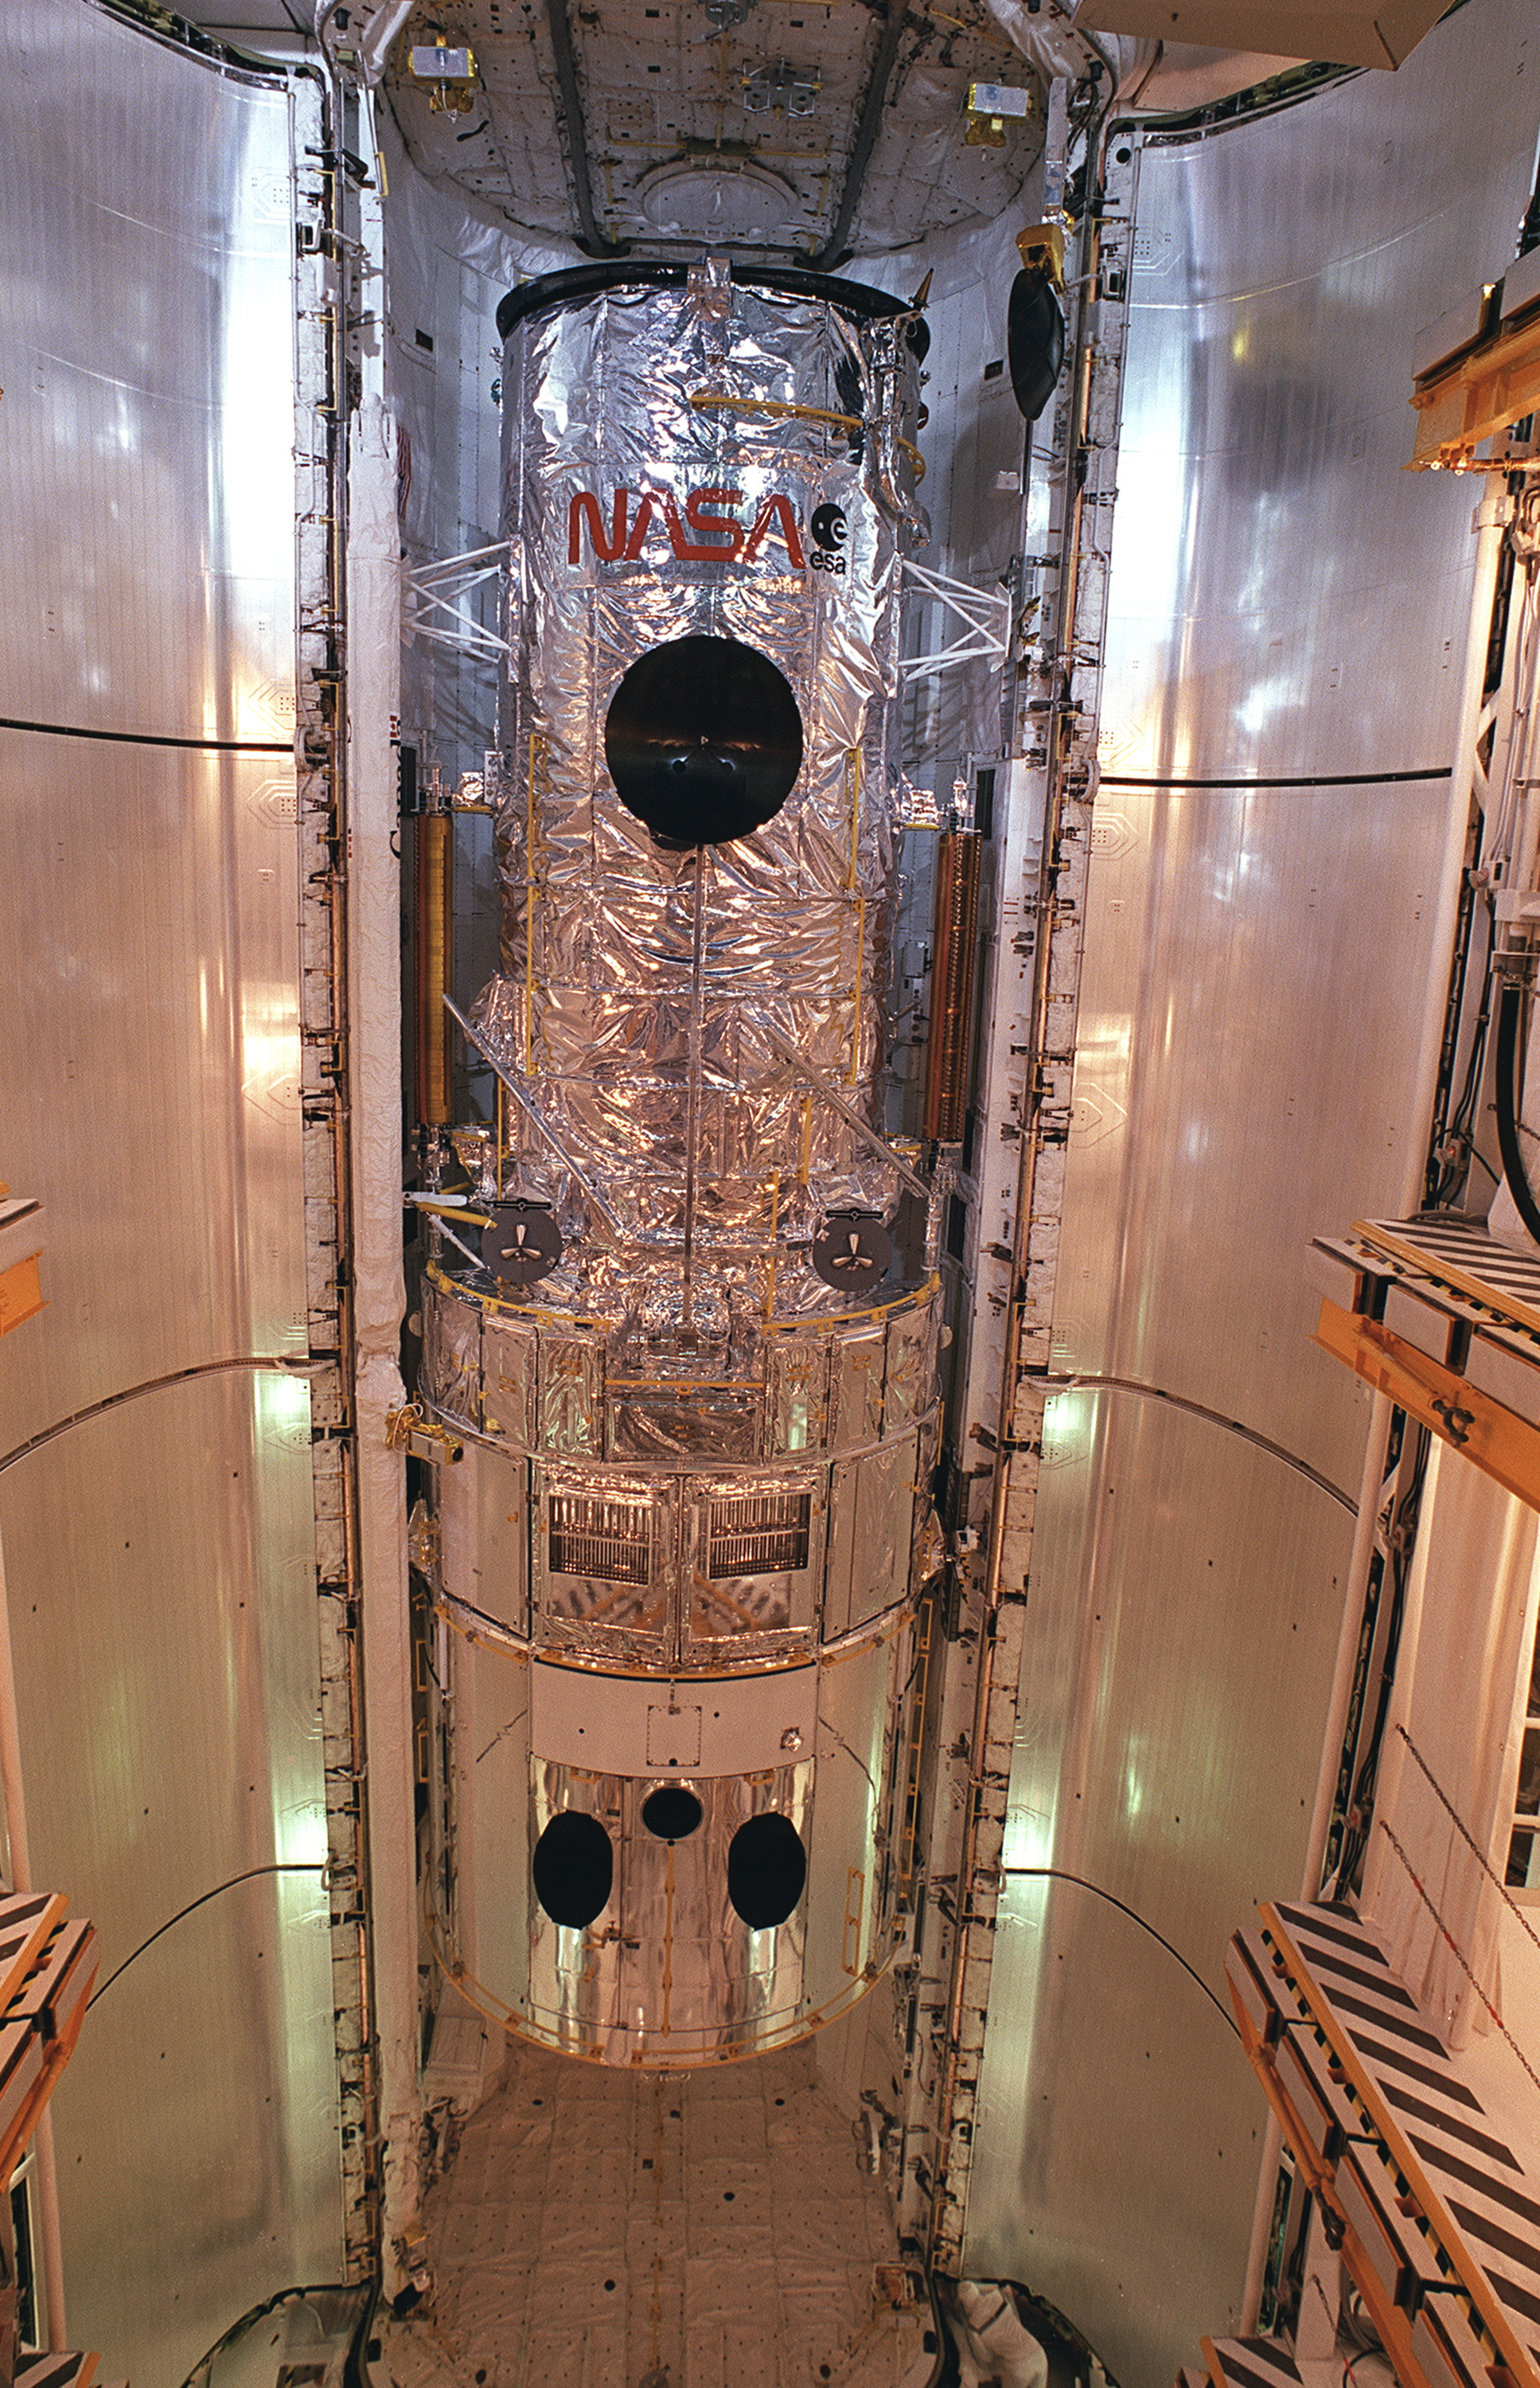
[706,1491,811,1579]
[549,1493,652,1583]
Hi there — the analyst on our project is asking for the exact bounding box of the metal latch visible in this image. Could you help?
[386,1403,464,1464]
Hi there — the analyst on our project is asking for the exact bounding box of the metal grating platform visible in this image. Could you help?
[1228,1897,1540,2388]
[1354,1216,1540,1339]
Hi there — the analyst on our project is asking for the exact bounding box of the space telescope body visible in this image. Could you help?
[416,259,943,2066]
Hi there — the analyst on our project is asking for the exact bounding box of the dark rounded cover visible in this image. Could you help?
[497,258,914,342]
[532,1810,614,1929]
[727,1812,807,1930]
[641,1785,705,1841]
[605,634,804,846]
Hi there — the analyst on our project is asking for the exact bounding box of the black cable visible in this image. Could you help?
[88,1863,327,2010]
[997,1864,1236,2032]
[179,2283,371,2388]
[0,714,290,755]
[1335,1424,1428,1898]
[1433,893,1495,1207]
[1495,980,1540,1243]
[1425,836,1487,1208]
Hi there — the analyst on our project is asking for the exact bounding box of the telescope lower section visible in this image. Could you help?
[415,1257,941,2066]
[433,1620,921,2067]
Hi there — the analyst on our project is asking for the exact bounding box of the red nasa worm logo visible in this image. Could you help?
[568,485,806,568]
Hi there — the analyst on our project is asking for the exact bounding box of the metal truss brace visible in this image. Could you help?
[899,560,1011,682]
[760,1017,932,1200]
[403,541,512,658]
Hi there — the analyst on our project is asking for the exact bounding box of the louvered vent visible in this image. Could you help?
[548,1493,652,1583]
[707,1491,811,1579]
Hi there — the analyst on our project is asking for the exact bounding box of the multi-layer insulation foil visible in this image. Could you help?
[476,259,927,1278]
[417,262,942,2064]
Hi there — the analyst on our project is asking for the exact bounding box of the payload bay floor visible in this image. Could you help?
[380,2028,933,2388]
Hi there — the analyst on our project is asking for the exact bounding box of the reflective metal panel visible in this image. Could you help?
[536,1465,673,1644]
[0,6,341,2375]
[971,1396,1355,2386]
[452,1637,532,2004]
[443,1623,914,2063]
[883,1305,934,1431]
[830,1329,887,1450]
[825,1437,919,1639]
[438,1442,528,1637]
[482,1317,538,1448]
[967,5,1540,2378]
[768,1335,831,1455]
[684,1469,824,1645]
[540,1339,603,1457]
[815,1621,911,1982]
[0,2,298,747]
[422,1278,483,1427]
[0,732,310,1460]
[2,1378,339,2386]
[1055,775,1445,1483]
[1096,25,1539,789]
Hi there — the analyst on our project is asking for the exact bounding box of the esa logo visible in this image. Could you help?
[810,502,848,576]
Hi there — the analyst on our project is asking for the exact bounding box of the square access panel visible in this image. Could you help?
[1070,0,1449,69]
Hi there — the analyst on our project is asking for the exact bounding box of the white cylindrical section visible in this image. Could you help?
[443,1623,914,2065]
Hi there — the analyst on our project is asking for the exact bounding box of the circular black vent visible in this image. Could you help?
[604,634,803,846]
[812,1208,893,1292]
[641,1785,704,1841]
[727,1812,807,1930]
[481,1199,562,1290]
[532,1810,614,1929]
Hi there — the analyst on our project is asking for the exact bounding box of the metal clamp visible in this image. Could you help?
[1430,1395,1476,1449]
[385,1402,465,1464]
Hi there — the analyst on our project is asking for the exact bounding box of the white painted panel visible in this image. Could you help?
[529,1656,819,1777]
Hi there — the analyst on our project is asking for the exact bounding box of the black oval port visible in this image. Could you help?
[532,1809,614,1928]
[727,1812,807,1929]
[604,634,803,845]
[641,1785,704,1841]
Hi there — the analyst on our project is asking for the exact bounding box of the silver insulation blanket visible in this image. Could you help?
[477,268,924,1297]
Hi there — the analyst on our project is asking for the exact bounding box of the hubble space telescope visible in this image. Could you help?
[413,256,953,2066]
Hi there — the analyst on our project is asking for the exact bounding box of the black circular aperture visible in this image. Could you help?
[605,634,803,846]
[727,1812,807,1930]
[532,1810,614,1929]
[641,1785,704,1841]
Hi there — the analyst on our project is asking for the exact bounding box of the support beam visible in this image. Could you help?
[1410,302,1540,470]
[545,0,628,259]
[1314,1296,1540,1512]
[806,0,910,272]
[920,129,1138,2277]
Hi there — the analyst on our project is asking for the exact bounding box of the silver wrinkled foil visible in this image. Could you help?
[422,273,943,2064]
[475,272,923,1297]
[424,1262,941,1469]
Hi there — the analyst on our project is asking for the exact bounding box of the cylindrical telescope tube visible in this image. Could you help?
[922,827,981,1144]
[416,264,942,2069]
[414,807,454,1129]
